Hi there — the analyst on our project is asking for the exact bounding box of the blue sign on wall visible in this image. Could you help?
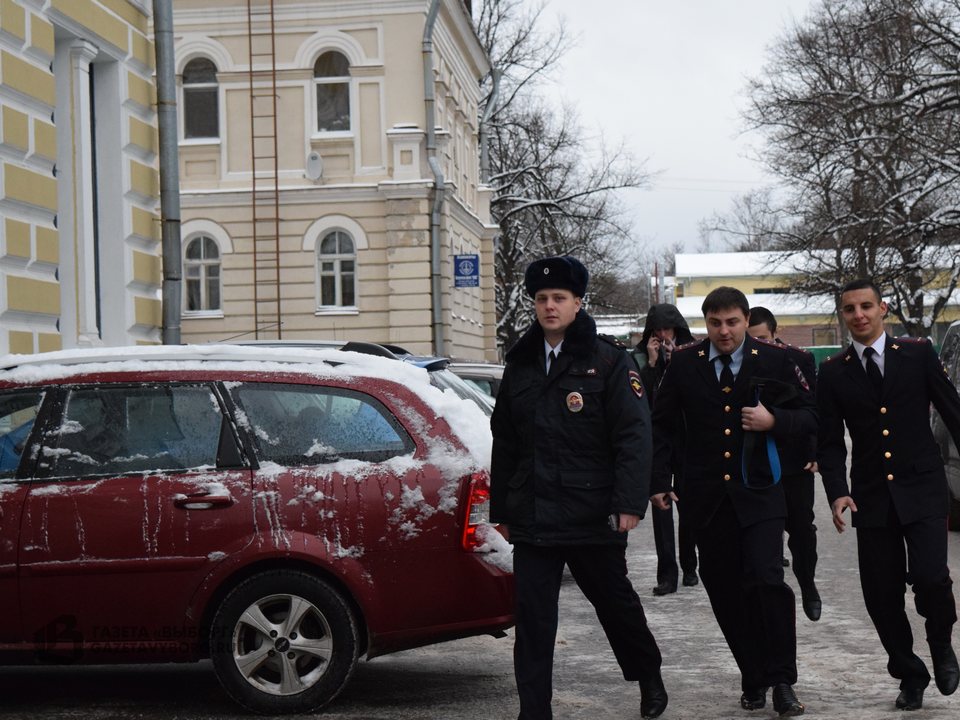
[454,254,479,287]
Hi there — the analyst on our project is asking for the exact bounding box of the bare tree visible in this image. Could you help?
[744,0,960,336]
[476,0,652,351]
[701,188,787,252]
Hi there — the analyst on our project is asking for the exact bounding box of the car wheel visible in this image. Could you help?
[210,570,359,714]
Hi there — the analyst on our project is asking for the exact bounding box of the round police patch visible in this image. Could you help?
[629,370,644,399]
[566,392,584,412]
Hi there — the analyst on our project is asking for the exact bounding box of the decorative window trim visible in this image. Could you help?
[182,219,234,253]
[302,215,367,252]
[294,31,366,69]
[314,307,360,317]
[176,35,234,74]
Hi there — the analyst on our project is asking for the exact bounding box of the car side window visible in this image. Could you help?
[0,389,45,478]
[229,382,412,465]
[43,384,225,477]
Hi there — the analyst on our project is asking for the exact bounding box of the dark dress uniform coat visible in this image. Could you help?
[651,336,817,529]
[650,334,816,691]
[817,335,960,690]
[818,336,960,526]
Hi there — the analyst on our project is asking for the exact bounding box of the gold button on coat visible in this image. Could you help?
[887,474,894,481]
[882,429,890,436]
[880,407,888,414]
[723,474,731,481]
[724,428,731,436]
[724,405,731,412]
[884,451,892,459]
[724,451,731,459]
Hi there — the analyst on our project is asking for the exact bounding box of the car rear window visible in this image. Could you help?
[228,382,413,465]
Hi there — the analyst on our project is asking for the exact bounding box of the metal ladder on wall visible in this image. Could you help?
[246,0,282,339]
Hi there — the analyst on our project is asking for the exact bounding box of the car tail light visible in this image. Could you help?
[461,471,490,551]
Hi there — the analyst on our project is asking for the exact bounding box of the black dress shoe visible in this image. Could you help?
[639,675,668,719]
[895,687,924,710]
[772,683,804,716]
[682,570,699,586]
[800,585,821,622]
[931,642,960,695]
[652,581,677,596]
[739,686,767,710]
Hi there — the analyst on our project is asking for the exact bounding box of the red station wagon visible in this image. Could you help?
[0,345,513,713]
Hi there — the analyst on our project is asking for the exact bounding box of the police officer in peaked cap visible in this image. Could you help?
[490,256,668,719]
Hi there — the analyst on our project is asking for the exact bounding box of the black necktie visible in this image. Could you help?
[546,349,556,374]
[863,346,883,394]
[717,353,734,392]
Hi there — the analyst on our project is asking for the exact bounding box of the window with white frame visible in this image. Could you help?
[182,57,219,139]
[184,235,221,312]
[317,231,356,307]
[314,51,350,133]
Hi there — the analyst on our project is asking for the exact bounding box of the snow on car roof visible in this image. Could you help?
[0,344,493,470]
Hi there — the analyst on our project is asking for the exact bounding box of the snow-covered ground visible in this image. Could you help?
[2,479,958,719]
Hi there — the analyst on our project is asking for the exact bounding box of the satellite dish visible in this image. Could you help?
[305,151,323,181]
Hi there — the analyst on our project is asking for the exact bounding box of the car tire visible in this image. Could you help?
[210,570,359,714]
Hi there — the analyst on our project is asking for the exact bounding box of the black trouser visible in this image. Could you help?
[652,503,698,586]
[512,542,663,720]
[697,498,797,691]
[856,512,957,691]
[783,470,817,591]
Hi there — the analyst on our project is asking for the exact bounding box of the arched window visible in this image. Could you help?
[184,235,221,311]
[314,51,350,133]
[317,230,356,307]
[182,58,219,139]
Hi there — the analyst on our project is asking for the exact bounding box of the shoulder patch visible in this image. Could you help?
[628,370,644,399]
[598,333,627,349]
[895,336,930,345]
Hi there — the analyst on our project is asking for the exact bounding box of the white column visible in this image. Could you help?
[55,39,102,347]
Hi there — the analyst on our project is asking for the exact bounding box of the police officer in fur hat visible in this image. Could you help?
[490,256,668,720]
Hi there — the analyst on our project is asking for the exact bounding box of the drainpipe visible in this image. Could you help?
[479,68,500,184]
[423,0,444,356]
[153,0,182,344]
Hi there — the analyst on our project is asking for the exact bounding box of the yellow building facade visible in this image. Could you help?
[173,0,497,360]
[0,0,162,353]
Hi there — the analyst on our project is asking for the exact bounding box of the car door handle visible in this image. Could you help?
[173,493,233,510]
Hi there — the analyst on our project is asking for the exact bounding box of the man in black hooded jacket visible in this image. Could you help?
[632,303,699,595]
[491,256,667,720]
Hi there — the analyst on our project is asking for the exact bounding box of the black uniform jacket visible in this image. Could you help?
[773,339,817,472]
[650,335,817,530]
[817,336,960,527]
[490,310,651,546]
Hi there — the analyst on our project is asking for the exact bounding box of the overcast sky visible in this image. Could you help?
[537,0,816,257]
